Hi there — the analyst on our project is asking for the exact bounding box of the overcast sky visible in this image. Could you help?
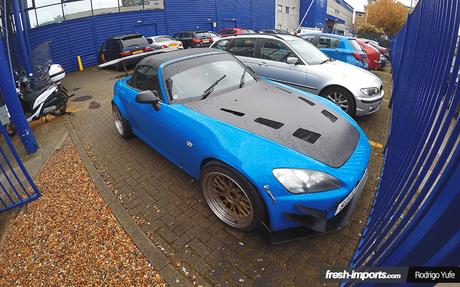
[347,0,415,11]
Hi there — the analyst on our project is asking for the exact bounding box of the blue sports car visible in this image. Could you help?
[110,49,370,236]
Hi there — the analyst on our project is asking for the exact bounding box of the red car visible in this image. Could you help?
[218,28,256,37]
[356,38,382,70]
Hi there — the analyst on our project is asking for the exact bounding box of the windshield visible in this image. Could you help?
[286,39,330,65]
[164,54,256,103]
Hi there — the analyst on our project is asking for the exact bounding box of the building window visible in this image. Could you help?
[63,0,92,21]
[92,0,119,15]
[285,6,289,13]
[26,0,165,29]
[277,5,282,12]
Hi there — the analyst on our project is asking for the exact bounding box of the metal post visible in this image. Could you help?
[296,0,316,32]
[18,0,32,55]
[0,35,38,154]
[12,0,32,75]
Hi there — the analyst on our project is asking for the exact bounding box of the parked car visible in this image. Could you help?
[173,31,213,49]
[146,35,183,50]
[98,34,153,70]
[356,38,382,70]
[361,38,390,59]
[211,34,384,116]
[111,49,370,235]
[301,33,368,70]
[208,31,221,42]
[218,28,256,37]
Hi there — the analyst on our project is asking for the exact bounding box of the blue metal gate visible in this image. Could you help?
[350,0,460,272]
[0,104,41,212]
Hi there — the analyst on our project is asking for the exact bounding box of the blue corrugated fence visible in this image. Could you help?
[348,0,460,277]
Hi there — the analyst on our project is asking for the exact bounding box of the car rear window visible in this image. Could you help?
[121,35,148,48]
[219,29,236,35]
[195,32,209,38]
[318,37,340,49]
[348,39,363,51]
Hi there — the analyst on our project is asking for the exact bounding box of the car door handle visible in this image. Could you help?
[258,62,267,66]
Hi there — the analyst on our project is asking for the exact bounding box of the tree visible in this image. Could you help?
[357,23,384,40]
[366,0,409,36]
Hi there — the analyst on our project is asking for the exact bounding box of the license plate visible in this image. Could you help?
[202,39,209,43]
[335,169,368,215]
[132,50,143,55]
[169,44,178,48]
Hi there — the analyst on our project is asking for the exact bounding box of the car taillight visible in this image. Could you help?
[144,47,153,52]
[120,51,131,57]
[192,38,201,43]
[353,52,363,61]
[161,44,168,49]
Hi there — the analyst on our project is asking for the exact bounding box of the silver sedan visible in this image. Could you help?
[211,34,384,116]
[146,35,183,50]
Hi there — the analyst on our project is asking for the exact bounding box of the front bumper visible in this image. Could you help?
[262,169,368,244]
[355,90,385,116]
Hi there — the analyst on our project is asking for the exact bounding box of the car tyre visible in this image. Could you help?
[320,86,356,116]
[112,103,132,139]
[200,161,266,232]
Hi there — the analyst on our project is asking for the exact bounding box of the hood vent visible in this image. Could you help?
[221,108,245,117]
[298,97,315,106]
[255,117,284,129]
[293,128,321,144]
[321,110,338,122]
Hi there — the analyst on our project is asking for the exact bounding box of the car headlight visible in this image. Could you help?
[272,169,342,194]
[361,87,380,96]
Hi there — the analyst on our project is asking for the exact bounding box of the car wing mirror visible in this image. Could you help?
[135,90,161,111]
[147,38,153,45]
[286,57,300,65]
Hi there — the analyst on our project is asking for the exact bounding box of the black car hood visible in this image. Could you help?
[183,81,360,168]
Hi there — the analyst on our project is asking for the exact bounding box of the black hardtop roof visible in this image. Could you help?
[138,48,226,68]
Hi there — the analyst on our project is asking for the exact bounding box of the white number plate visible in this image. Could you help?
[335,169,368,215]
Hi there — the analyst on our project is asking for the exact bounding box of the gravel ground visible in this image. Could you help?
[0,138,165,287]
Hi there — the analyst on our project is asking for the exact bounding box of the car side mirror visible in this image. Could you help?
[135,90,161,111]
[147,38,153,45]
[286,57,300,65]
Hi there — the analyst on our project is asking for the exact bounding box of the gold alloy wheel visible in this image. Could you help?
[202,171,254,229]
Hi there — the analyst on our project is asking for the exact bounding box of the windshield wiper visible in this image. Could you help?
[320,58,332,64]
[239,68,247,88]
[201,75,227,100]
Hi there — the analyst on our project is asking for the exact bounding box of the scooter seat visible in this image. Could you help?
[22,85,51,103]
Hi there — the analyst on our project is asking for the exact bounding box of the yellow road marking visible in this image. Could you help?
[369,140,383,149]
